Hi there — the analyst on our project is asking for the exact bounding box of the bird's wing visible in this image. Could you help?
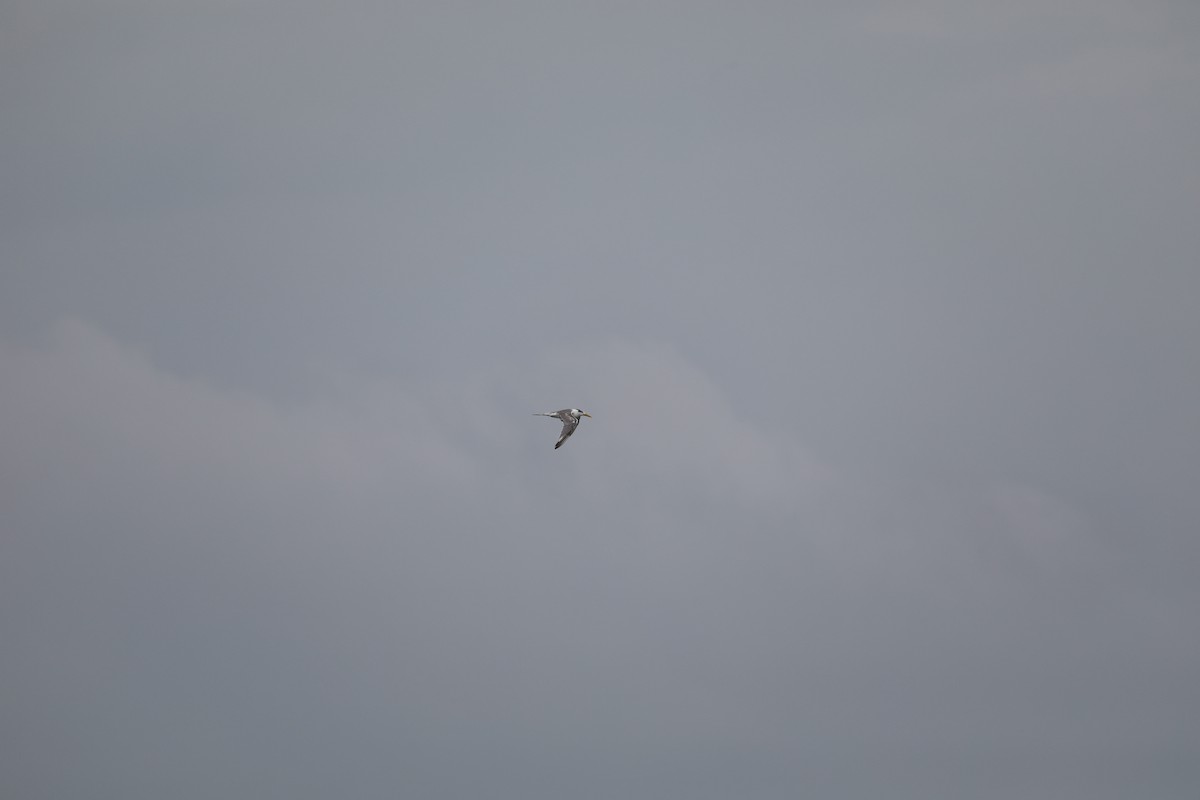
[554,416,580,449]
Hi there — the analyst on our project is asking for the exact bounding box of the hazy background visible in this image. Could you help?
[3,1,1198,797]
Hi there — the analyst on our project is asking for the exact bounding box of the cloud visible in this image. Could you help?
[3,0,1199,791]
[0,319,834,590]
[0,319,475,503]
[3,310,1198,799]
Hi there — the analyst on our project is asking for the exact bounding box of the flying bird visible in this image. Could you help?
[534,408,592,449]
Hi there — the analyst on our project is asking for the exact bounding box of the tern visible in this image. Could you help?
[534,408,592,449]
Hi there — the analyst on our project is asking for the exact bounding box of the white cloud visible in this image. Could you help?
[0,320,483,522]
[0,321,832,525]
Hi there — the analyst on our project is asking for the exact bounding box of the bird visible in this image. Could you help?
[534,408,592,449]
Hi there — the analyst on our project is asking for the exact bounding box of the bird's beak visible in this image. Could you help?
[582,412,592,418]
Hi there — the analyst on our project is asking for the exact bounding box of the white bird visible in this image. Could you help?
[534,408,592,449]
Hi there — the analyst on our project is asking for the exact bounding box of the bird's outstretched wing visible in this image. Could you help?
[554,417,580,449]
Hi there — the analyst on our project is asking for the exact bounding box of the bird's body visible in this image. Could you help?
[534,408,592,449]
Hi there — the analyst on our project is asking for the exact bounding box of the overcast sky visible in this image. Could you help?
[3,1,1199,798]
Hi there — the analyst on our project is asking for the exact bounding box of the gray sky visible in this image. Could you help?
[2,1,1199,797]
